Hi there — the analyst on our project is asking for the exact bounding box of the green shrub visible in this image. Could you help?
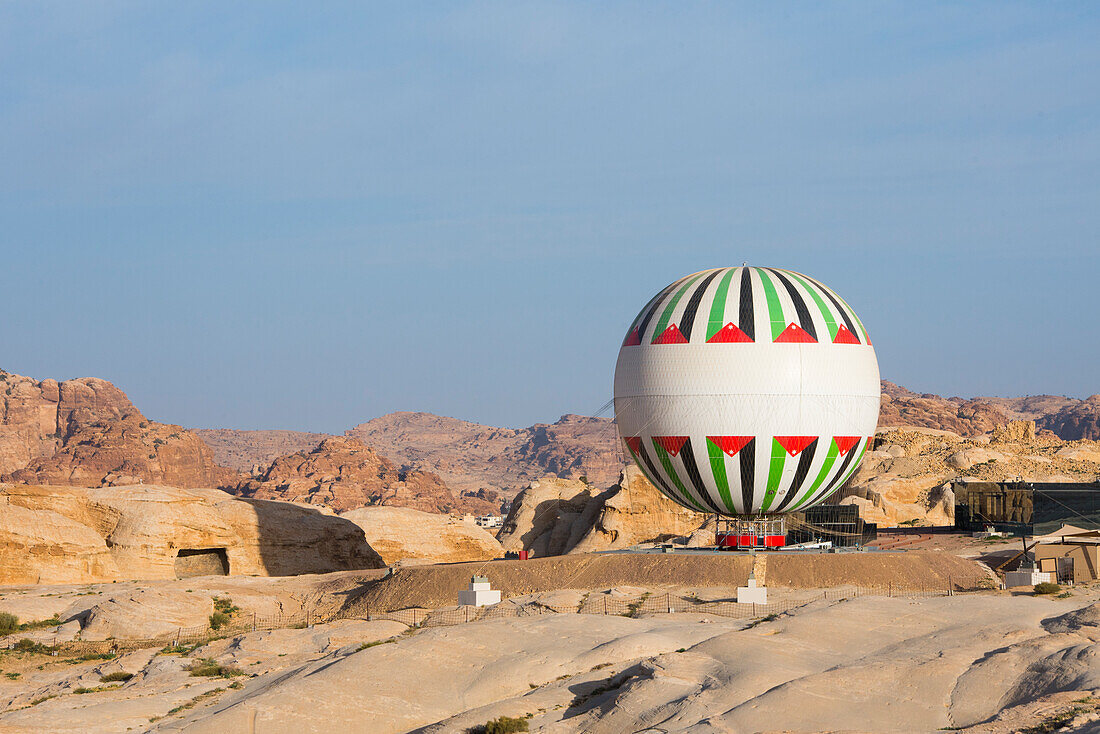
[212,597,239,615]
[0,612,17,634]
[1034,582,1062,595]
[188,658,244,678]
[100,671,133,683]
[13,639,51,654]
[469,715,530,734]
[209,611,231,630]
[19,615,61,631]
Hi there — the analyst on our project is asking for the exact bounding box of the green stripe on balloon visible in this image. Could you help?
[625,445,677,508]
[784,270,838,342]
[760,437,788,511]
[788,439,840,511]
[754,268,787,342]
[650,273,704,343]
[817,279,870,344]
[705,268,738,341]
[832,439,869,491]
[651,439,709,512]
[705,438,737,513]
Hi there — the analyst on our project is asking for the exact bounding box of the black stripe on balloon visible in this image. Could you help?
[678,269,722,342]
[739,438,756,513]
[738,267,755,341]
[635,441,687,510]
[801,272,860,344]
[679,437,725,514]
[774,438,819,512]
[637,277,687,343]
[766,268,817,341]
[818,439,861,500]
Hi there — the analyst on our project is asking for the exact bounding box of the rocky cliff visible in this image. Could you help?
[0,483,383,584]
[0,370,238,488]
[345,412,622,497]
[1036,395,1100,440]
[228,436,499,515]
[340,506,503,565]
[496,467,706,557]
[192,428,333,472]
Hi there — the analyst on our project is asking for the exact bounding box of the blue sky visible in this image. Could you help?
[1,2,1097,432]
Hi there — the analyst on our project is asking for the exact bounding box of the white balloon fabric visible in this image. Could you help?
[613,266,880,516]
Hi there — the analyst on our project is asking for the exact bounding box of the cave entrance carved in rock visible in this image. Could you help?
[174,548,230,578]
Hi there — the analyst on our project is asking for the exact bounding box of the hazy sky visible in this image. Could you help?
[1,2,1098,432]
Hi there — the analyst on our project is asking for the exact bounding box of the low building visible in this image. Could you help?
[1032,524,1100,583]
[954,480,1100,536]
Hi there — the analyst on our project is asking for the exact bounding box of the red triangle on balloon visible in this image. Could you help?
[653,324,688,344]
[707,436,753,458]
[833,325,861,344]
[622,328,641,347]
[707,323,753,343]
[775,436,816,457]
[775,323,817,343]
[833,436,860,456]
[624,437,642,454]
[654,436,688,457]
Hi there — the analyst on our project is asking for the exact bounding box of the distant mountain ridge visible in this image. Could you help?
[5,367,1097,515]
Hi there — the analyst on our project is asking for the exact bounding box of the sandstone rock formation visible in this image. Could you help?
[0,483,383,584]
[834,426,1100,526]
[1037,395,1100,440]
[345,412,622,497]
[0,370,237,488]
[496,466,706,557]
[878,381,1013,436]
[228,436,498,515]
[192,428,332,472]
[340,506,503,565]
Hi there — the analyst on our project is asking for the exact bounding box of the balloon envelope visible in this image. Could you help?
[613,266,880,516]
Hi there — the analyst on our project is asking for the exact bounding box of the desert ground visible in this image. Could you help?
[1,551,1099,733]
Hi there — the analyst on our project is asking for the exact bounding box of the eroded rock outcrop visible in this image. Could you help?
[0,370,238,488]
[1038,395,1100,441]
[496,467,706,557]
[834,427,1100,526]
[345,412,622,497]
[340,506,503,565]
[228,436,497,515]
[0,483,383,584]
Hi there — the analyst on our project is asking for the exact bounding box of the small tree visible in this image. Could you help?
[0,612,18,634]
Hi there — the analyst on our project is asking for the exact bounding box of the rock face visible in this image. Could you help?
[878,381,1013,437]
[340,506,503,565]
[1038,395,1100,440]
[192,429,333,472]
[228,437,498,515]
[345,412,622,497]
[834,427,1100,526]
[0,483,383,584]
[496,466,706,557]
[0,370,238,488]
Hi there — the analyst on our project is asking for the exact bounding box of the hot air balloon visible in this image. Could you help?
[613,266,880,547]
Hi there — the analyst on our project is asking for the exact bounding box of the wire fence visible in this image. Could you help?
[1,608,323,656]
[364,583,961,628]
[2,582,962,655]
